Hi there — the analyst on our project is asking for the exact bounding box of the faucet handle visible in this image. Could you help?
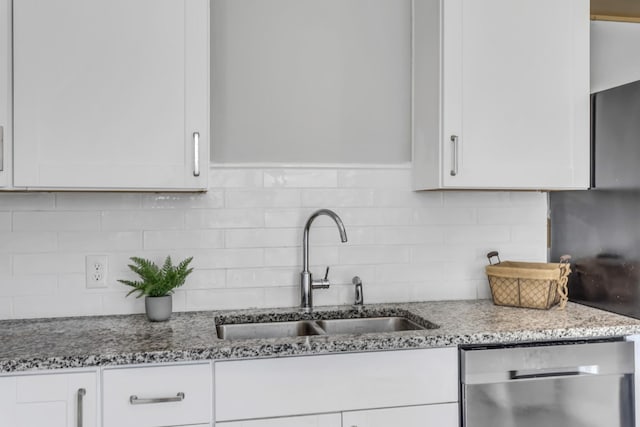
[353,276,364,306]
[312,266,331,289]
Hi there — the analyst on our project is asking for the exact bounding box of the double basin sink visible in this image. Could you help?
[216,312,437,340]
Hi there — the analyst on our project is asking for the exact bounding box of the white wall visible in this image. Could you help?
[0,166,547,319]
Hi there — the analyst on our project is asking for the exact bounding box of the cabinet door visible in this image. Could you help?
[0,371,98,427]
[342,403,458,427]
[442,0,589,189]
[0,0,10,188]
[217,413,341,427]
[12,0,209,191]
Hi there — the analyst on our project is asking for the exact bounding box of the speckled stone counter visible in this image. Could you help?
[2,299,640,373]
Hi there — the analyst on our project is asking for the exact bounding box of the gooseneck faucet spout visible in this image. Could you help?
[300,209,348,312]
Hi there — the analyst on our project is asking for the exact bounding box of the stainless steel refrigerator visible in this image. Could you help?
[550,79,640,319]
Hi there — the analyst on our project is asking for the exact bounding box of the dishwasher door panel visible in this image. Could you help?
[464,373,634,427]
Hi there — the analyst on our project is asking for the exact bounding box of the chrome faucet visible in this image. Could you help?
[300,209,348,312]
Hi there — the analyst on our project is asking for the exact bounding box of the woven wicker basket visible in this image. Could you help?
[486,252,571,310]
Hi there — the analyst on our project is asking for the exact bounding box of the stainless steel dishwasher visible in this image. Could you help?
[461,339,635,427]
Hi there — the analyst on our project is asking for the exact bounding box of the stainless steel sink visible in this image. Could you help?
[316,316,425,335]
[216,320,325,340]
[215,315,429,340]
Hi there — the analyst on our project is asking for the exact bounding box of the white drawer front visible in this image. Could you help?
[103,363,211,427]
[214,348,458,421]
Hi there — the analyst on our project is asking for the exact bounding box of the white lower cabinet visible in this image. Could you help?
[102,363,212,427]
[217,414,342,427]
[214,348,459,427]
[342,403,459,427]
[0,370,98,427]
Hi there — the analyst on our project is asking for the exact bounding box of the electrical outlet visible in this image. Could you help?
[86,255,108,289]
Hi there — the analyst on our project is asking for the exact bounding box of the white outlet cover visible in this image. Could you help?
[86,255,108,289]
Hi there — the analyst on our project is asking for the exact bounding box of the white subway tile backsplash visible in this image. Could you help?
[374,189,442,208]
[58,232,142,252]
[443,226,511,244]
[0,276,57,296]
[477,206,547,225]
[185,269,227,289]
[339,245,410,265]
[13,253,85,275]
[141,191,225,209]
[412,207,476,225]
[185,288,266,311]
[13,211,101,232]
[226,268,297,288]
[101,291,146,315]
[0,297,11,317]
[225,229,299,248]
[443,191,511,207]
[13,294,102,318]
[0,232,58,253]
[102,210,185,231]
[0,212,11,231]
[338,169,410,189]
[185,209,264,229]
[302,189,375,208]
[339,208,414,226]
[0,193,55,210]
[225,189,301,208]
[56,193,142,210]
[0,167,548,319]
[264,169,338,188]
[375,226,443,245]
[209,169,263,188]
[144,230,224,250]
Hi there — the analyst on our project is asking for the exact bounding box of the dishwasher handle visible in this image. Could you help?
[510,365,599,380]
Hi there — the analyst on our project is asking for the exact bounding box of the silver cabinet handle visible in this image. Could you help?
[450,134,458,176]
[129,392,185,405]
[193,132,200,177]
[76,388,86,427]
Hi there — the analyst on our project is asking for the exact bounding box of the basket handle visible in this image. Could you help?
[556,254,572,309]
[487,251,501,265]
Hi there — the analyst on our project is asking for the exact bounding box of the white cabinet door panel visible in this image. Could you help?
[215,348,458,421]
[0,371,98,427]
[0,0,10,188]
[342,403,458,427]
[413,0,589,190]
[217,413,341,427]
[12,0,209,190]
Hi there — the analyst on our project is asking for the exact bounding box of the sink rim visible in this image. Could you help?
[214,310,439,341]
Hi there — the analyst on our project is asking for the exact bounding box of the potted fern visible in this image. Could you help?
[118,256,194,322]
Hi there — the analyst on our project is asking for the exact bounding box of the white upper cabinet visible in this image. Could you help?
[11,0,209,191]
[0,0,10,188]
[413,0,590,190]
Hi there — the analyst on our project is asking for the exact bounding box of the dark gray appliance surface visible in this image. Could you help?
[550,190,640,318]
[461,339,635,427]
[593,80,640,189]
[550,79,640,319]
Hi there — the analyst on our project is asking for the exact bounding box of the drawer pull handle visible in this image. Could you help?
[193,131,200,177]
[129,392,185,405]
[76,388,86,427]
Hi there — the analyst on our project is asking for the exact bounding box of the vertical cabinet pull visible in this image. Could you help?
[193,131,200,177]
[450,134,458,176]
[76,388,86,427]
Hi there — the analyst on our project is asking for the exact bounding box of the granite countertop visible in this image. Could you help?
[2,299,640,373]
